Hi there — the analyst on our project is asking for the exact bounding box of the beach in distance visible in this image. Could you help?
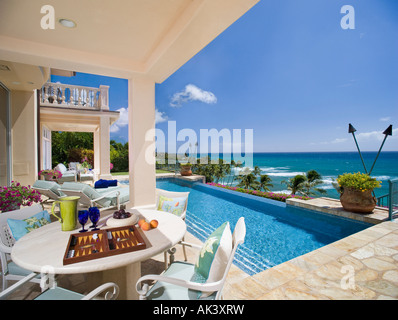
[213,151,398,200]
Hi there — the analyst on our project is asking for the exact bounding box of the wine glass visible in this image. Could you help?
[78,210,89,233]
[88,206,100,231]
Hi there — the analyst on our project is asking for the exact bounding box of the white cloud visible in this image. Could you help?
[110,107,168,133]
[170,84,217,107]
[379,117,391,122]
[110,107,128,133]
[331,138,347,144]
[356,128,398,141]
[155,109,167,124]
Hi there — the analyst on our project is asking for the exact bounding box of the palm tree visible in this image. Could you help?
[281,174,307,195]
[252,166,262,177]
[302,170,327,197]
[236,172,260,190]
[259,174,273,192]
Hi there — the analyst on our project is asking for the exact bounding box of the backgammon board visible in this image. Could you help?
[63,225,147,265]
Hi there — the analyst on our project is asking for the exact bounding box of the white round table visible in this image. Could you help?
[11,208,186,299]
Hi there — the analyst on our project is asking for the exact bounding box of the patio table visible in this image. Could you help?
[11,208,186,300]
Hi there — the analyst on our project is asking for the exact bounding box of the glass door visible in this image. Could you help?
[0,82,11,186]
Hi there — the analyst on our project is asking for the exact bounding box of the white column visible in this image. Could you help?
[128,77,156,207]
[93,127,100,175]
[99,116,112,180]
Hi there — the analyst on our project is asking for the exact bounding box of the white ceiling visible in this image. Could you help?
[0,0,259,83]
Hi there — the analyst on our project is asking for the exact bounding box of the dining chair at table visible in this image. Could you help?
[0,204,45,291]
[154,188,190,268]
[136,217,246,300]
[0,272,119,300]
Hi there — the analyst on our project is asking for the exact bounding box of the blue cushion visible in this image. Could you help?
[94,179,109,189]
[95,179,118,189]
[35,287,84,300]
[7,210,51,241]
[146,262,216,300]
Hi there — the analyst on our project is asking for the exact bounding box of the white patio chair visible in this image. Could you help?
[0,272,119,300]
[60,182,129,211]
[155,189,189,268]
[136,217,246,300]
[0,204,44,291]
[54,163,77,183]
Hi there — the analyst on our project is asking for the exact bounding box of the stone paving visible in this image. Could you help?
[222,198,398,300]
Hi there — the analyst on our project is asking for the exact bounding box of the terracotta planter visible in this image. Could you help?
[340,188,376,214]
[180,165,192,176]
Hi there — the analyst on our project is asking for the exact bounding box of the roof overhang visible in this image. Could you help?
[0,0,259,83]
[40,106,120,132]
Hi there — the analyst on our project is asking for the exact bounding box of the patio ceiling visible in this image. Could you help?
[0,0,259,82]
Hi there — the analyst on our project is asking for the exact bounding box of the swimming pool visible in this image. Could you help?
[140,178,370,275]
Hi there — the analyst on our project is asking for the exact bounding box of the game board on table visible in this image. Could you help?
[63,225,147,265]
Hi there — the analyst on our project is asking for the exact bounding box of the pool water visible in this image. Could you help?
[154,178,370,275]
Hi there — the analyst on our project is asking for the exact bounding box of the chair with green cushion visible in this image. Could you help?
[136,217,246,300]
[32,180,66,202]
[0,272,119,300]
[60,182,129,211]
[0,204,45,291]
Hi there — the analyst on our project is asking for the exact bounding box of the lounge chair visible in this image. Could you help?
[60,182,129,211]
[32,180,66,202]
[136,217,246,300]
[54,163,77,183]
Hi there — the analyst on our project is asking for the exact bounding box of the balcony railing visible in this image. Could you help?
[40,82,109,110]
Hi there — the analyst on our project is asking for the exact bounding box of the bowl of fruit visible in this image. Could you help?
[106,208,139,227]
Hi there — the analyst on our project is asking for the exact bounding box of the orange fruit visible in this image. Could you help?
[141,221,151,231]
[150,220,158,228]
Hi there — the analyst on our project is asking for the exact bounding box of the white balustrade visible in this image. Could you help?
[40,82,109,110]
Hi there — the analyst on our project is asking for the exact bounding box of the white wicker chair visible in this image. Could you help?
[0,204,44,291]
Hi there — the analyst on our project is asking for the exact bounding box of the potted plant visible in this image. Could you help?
[337,172,381,214]
[180,163,192,176]
[39,169,63,181]
[0,181,43,212]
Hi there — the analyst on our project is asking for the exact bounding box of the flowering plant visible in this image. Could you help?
[337,172,381,192]
[81,157,92,169]
[39,169,63,180]
[0,181,43,212]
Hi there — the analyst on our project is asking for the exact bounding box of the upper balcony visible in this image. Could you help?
[40,82,109,110]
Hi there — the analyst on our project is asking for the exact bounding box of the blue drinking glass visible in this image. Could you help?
[88,206,100,231]
[78,210,89,233]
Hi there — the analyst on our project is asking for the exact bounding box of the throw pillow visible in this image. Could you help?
[157,196,187,217]
[194,221,232,297]
[7,210,51,241]
[54,163,67,174]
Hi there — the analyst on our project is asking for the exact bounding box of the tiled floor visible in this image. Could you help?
[2,196,398,300]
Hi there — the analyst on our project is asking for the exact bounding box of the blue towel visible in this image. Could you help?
[94,179,118,189]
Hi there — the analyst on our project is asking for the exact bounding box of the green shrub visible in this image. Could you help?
[337,172,381,192]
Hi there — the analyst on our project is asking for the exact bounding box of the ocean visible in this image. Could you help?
[218,151,398,200]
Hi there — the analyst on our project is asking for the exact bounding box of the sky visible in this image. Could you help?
[52,0,398,153]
